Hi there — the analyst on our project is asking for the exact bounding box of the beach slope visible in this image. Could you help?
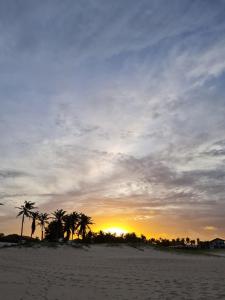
[0,245,224,299]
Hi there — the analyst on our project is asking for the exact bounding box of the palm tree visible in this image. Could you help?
[52,209,66,222]
[38,213,49,240]
[16,201,36,237]
[62,212,80,241]
[30,211,39,238]
[52,209,66,240]
[77,213,93,241]
[63,214,72,241]
[71,211,79,240]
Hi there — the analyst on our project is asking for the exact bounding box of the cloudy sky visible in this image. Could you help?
[0,0,225,239]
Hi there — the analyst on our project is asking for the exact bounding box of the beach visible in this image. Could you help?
[0,244,225,300]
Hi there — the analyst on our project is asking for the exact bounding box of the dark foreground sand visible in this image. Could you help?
[0,245,225,300]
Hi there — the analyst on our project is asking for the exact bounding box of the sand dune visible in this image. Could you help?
[0,245,225,300]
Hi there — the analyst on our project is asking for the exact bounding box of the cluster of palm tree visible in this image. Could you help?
[84,231,146,244]
[16,201,49,239]
[149,237,197,247]
[45,209,93,242]
[16,201,93,241]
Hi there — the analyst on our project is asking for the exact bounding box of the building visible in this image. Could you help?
[209,238,225,249]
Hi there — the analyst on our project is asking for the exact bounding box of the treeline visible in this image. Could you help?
[0,229,207,249]
[73,231,205,248]
[0,201,210,248]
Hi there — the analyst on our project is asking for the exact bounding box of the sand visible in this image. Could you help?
[0,244,225,300]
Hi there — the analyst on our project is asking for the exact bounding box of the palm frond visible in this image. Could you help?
[17,211,23,216]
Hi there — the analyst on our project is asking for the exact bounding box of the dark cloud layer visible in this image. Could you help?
[0,170,30,179]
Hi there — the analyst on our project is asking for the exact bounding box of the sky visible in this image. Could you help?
[0,0,225,239]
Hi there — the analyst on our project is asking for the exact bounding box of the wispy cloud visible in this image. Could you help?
[0,0,225,237]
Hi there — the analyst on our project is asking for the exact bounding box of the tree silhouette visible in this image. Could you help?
[52,209,66,240]
[16,201,36,237]
[30,211,39,238]
[45,220,60,242]
[141,234,147,242]
[63,212,81,241]
[190,239,195,246]
[77,213,93,240]
[70,212,79,240]
[38,213,49,240]
[124,232,138,243]
[186,237,190,245]
[63,214,72,241]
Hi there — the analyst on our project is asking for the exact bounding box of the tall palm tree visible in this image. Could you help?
[71,211,79,240]
[52,209,66,240]
[62,212,80,241]
[38,213,49,240]
[63,214,72,241]
[16,201,36,237]
[77,213,93,241]
[52,209,66,222]
[30,211,39,238]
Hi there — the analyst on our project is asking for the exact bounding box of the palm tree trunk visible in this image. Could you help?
[31,221,33,238]
[31,218,35,238]
[41,225,44,240]
[21,214,24,237]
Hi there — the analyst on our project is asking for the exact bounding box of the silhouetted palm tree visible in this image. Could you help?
[77,213,93,240]
[52,209,66,222]
[62,212,79,241]
[38,213,49,240]
[16,201,36,237]
[52,209,66,240]
[30,211,39,238]
[63,214,72,241]
[71,212,79,240]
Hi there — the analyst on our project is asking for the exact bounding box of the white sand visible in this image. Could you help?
[0,245,225,300]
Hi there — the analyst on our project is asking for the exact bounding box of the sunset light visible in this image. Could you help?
[0,0,225,240]
[1,2,225,299]
[104,227,128,236]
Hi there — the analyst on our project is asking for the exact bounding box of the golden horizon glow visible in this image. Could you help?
[103,227,128,236]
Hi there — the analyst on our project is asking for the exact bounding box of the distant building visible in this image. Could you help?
[209,238,225,249]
